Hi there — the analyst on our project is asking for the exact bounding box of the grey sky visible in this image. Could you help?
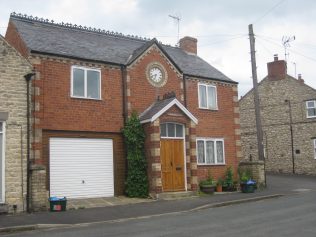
[1,0,315,96]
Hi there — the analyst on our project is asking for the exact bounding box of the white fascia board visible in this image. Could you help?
[151,98,198,124]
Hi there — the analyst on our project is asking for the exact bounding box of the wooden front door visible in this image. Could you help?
[161,139,185,191]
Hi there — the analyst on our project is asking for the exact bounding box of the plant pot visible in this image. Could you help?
[240,183,255,193]
[222,185,236,192]
[200,184,216,194]
[216,185,222,192]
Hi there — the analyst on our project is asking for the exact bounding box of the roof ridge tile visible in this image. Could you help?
[10,12,152,42]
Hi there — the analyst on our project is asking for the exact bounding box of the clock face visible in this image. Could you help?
[146,62,167,87]
[149,67,163,83]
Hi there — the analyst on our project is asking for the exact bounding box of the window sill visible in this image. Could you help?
[198,107,218,111]
[197,163,226,166]
[307,116,316,119]
[71,96,102,101]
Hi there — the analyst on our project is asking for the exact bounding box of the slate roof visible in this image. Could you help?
[9,13,236,84]
[139,97,198,124]
[139,97,175,122]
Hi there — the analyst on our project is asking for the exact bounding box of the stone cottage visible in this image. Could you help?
[240,55,316,175]
[5,13,241,211]
[0,35,33,213]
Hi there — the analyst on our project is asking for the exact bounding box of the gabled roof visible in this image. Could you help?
[9,13,236,84]
[239,74,316,102]
[139,97,198,124]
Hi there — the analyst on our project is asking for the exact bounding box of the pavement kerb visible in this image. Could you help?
[190,194,284,211]
[0,224,71,234]
[0,193,284,234]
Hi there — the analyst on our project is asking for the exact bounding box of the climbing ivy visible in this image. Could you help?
[122,112,149,198]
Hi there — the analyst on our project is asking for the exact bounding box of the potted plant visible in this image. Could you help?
[216,178,224,192]
[222,167,236,192]
[199,176,216,194]
[240,171,257,193]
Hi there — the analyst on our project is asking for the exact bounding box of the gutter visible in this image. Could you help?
[120,65,128,182]
[30,50,123,67]
[24,72,35,213]
[183,74,187,107]
[121,65,128,123]
[184,73,238,85]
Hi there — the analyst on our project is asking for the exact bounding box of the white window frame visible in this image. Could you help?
[306,100,316,118]
[198,83,218,110]
[196,138,225,165]
[71,66,101,100]
[160,122,185,139]
[0,121,5,203]
[314,139,316,160]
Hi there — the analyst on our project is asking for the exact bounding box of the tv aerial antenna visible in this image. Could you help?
[282,35,295,62]
[169,14,181,46]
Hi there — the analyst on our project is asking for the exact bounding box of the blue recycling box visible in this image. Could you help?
[49,197,67,212]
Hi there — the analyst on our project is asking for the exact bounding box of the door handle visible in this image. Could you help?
[176,166,182,171]
[170,161,173,167]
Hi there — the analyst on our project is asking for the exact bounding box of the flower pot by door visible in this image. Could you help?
[216,185,222,192]
[200,185,216,194]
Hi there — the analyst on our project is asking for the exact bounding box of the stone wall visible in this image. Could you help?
[0,36,32,212]
[239,161,265,187]
[240,75,316,175]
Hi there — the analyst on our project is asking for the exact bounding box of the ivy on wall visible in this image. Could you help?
[122,112,149,198]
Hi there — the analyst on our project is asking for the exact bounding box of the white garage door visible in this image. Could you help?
[50,138,114,199]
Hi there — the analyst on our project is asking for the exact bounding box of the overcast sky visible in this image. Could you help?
[1,0,315,96]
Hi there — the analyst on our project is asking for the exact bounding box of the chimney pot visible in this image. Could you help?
[274,54,278,61]
[179,36,197,55]
[298,74,302,79]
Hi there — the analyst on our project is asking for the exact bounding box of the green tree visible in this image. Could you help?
[122,112,148,197]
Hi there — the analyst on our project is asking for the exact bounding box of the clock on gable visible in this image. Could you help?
[146,62,168,87]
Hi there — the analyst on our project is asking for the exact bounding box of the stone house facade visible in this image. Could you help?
[0,35,33,213]
[240,55,316,175]
[5,13,241,211]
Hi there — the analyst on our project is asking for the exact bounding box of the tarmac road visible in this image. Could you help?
[4,189,316,237]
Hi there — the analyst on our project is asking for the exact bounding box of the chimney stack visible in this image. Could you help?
[298,74,304,85]
[267,54,287,81]
[179,36,197,55]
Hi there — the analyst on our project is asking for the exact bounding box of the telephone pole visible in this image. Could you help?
[248,24,265,162]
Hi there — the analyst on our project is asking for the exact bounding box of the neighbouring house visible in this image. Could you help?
[5,13,240,211]
[240,55,316,175]
[0,35,33,213]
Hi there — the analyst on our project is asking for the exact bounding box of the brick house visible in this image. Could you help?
[5,13,240,211]
[0,35,33,213]
[240,55,316,175]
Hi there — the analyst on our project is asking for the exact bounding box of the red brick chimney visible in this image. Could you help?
[267,54,287,80]
[298,74,304,85]
[179,36,197,55]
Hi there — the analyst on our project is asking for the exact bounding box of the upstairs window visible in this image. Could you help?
[306,100,316,118]
[198,84,217,110]
[197,138,225,165]
[71,66,101,100]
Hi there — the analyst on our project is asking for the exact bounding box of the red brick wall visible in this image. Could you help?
[186,80,239,181]
[6,19,239,191]
[127,46,183,115]
[143,122,162,194]
[179,37,197,55]
[32,60,124,132]
[5,21,29,57]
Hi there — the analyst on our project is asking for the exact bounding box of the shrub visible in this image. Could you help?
[122,112,148,198]
[200,171,215,186]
